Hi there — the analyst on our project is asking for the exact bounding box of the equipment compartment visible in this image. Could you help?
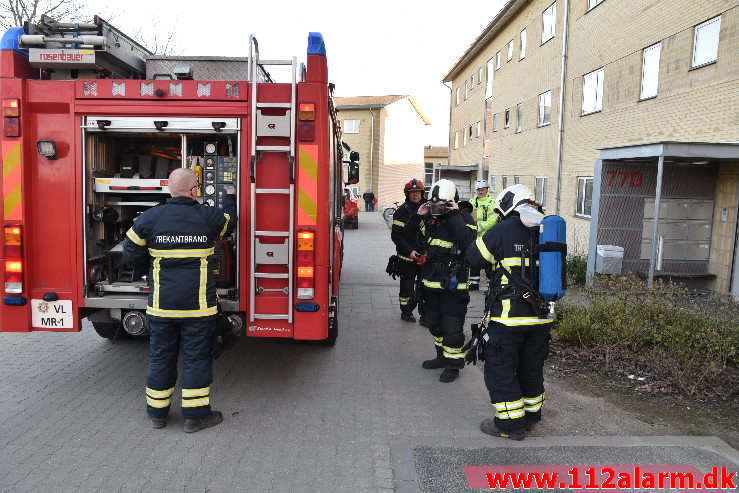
[82,117,240,304]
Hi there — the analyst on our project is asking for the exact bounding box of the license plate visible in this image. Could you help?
[31,299,73,329]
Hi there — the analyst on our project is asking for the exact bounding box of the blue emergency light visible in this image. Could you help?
[295,302,320,312]
[0,27,26,55]
[307,32,326,56]
[3,295,27,306]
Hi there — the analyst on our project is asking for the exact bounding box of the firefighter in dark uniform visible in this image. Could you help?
[390,178,426,323]
[404,179,477,382]
[466,184,553,440]
[123,168,237,433]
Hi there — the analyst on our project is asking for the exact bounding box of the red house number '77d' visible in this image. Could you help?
[606,170,643,188]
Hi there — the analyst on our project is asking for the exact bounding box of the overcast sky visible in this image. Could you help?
[96,0,508,145]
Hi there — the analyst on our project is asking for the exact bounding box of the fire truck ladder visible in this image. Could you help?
[247,35,299,323]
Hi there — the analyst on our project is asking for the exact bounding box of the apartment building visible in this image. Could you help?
[423,145,448,193]
[444,0,739,294]
[335,96,430,207]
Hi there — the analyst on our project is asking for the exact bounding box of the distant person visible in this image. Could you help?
[123,168,236,433]
[363,188,375,212]
[469,180,497,290]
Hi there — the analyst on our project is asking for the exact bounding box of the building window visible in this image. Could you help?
[486,58,495,99]
[576,177,593,217]
[542,2,556,44]
[490,176,496,192]
[479,67,484,84]
[471,74,475,89]
[463,128,468,147]
[469,125,473,140]
[582,67,604,115]
[465,80,469,100]
[424,162,434,189]
[496,51,501,70]
[538,90,552,126]
[507,40,514,61]
[587,0,604,10]
[514,176,521,185]
[456,87,461,105]
[504,109,510,128]
[520,29,527,59]
[493,113,498,132]
[692,16,721,68]
[454,131,459,149]
[344,119,360,133]
[476,121,481,138]
[535,177,547,207]
[640,42,661,100]
[516,103,523,133]
[502,176,508,189]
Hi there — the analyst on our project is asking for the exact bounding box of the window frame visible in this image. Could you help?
[493,113,498,132]
[490,176,496,192]
[516,102,523,133]
[581,67,604,115]
[542,2,556,44]
[478,67,484,84]
[496,51,501,70]
[424,161,434,190]
[485,58,495,99]
[587,0,604,11]
[691,16,721,69]
[465,80,469,100]
[576,176,594,218]
[476,121,481,138]
[504,109,510,128]
[463,128,468,147]
[343,119,360,134]
[535,176,548,207]
[520,28,527,60]
[455,87,461,106]
[507,40,514,61]
[454,131,459,150]
[514,176,521,185]
[538,90,552,126]
[502,176,509,189]
[639,42,661,100]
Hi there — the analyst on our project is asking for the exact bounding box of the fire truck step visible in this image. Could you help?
[256,145,291,152]
[257,102,291,109]
[254,273,289,278]
[256,231,289,236]
[255,188,290,194]
[254,314,290,319]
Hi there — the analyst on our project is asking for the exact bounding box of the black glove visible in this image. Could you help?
[464,323,486,366]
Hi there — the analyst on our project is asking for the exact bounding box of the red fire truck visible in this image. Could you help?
[0,16,358,345]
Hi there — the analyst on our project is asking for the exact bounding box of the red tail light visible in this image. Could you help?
[298,102,315,121]
[4,224,23,293]
[296,229,315,299]
[3,98,20,138]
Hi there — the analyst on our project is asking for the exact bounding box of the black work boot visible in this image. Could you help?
[480,418,525,441]
[400,312,416,323]
[439,368,460,383]
[422,347,445,369]
[183,411,223,433]
[150,417,166,429]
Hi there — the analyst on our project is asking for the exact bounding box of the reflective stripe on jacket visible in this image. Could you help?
[123,195,237,318]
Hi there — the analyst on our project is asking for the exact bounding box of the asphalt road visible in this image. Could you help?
[0,211,736,492]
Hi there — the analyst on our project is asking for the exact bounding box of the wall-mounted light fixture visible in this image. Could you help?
[36,140,58,160]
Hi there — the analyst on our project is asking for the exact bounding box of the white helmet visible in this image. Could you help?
[495,184,534,217]
[475,180,489,190]
[428,179,458,202]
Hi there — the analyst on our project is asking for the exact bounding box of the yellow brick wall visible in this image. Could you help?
[708,164,739,291]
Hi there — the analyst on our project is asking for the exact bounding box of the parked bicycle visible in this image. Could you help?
[382,201,401,222]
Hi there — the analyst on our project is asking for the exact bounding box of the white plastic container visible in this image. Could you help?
[595,245,624,275]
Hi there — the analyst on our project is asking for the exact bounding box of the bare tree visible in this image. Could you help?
[132,19,183,56]
[0,0,95,30]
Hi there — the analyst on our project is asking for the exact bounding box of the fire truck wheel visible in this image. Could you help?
[91,321,128,339]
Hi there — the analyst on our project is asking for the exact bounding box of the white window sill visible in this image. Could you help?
[538,122,552,127]
[581,109,602,116]
[574,213,592,220]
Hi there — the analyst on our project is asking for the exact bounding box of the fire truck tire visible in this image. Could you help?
[91,321,126,339]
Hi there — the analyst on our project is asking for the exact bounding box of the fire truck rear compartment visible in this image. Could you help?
[83,127,239,306]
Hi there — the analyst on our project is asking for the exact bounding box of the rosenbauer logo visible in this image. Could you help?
[464,465,737,491]
[39,52,84,62]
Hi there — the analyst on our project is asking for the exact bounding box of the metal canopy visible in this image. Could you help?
[588,141,739,287]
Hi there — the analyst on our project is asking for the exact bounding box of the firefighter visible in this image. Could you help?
[465,184,553,440]
[404,179,477,382]
[123,168,237,433]
[390,178,427,323]
[468,179,496,291]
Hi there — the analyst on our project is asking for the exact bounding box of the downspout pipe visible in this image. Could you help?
[443,81,453,170]
[370,108,375,193]
[553,0,570,215]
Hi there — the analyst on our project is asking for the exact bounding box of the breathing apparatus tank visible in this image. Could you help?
[538,215,567,301]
